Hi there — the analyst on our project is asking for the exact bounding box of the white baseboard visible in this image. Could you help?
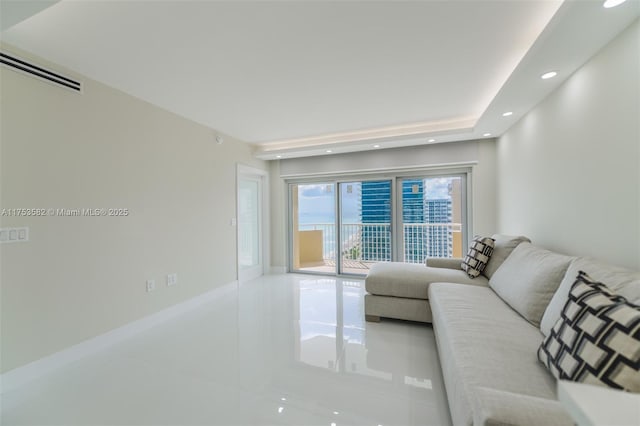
[269,266,287,274]
[0,280,238,394]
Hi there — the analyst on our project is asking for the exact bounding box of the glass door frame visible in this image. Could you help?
[287,168,471,276]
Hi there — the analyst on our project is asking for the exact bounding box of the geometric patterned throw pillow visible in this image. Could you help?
[460,236,495,278]
[537,271,640,392]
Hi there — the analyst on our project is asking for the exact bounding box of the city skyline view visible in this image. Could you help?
[297,178,455,225]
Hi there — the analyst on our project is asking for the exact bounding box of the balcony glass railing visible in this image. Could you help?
[299,223,462,272]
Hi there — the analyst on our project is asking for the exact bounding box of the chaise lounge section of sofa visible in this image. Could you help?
[364,234,530,323]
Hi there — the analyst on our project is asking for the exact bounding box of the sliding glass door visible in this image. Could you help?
[339,180,392,274]
[289,172,467,275]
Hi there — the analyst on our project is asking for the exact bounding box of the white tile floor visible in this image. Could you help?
[1,274,451,426]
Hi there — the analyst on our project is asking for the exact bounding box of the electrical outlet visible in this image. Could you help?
[167,273,178,286]
[146,279,156,292]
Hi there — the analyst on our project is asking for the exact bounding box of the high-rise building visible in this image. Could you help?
[424,198,453,258]
[401,179,425,263]
[361,181,390,223]
[360,181,392,261]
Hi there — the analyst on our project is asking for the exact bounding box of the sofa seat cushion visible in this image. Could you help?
[429,282,557,426]
[366,262,488,300]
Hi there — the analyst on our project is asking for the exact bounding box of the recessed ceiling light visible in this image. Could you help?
[483,133,491,137]
[603,0,627,8]
[373,144,380,148]
[276,155,282,158]
[428,138,436,142]
[326,150,333,153]
[541,71,557,80]
[502,111,513,117]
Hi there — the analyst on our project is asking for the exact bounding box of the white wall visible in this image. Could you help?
[0,45,267,372]
[269,160,288,269]
[270,139,497,268]
[496,20,639,269]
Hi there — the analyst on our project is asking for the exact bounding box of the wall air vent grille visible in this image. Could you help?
[0,52,82,93]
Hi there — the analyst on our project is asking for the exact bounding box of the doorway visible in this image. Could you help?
[237,165,268,283]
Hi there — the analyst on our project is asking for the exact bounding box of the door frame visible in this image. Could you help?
[286,167,472,276]
[237,164,269,283]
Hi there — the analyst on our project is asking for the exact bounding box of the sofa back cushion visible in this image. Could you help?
[540,257,640,337]
[483,234,531,279]
[489,243,574,326]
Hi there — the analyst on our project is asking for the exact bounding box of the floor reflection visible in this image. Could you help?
[295,276,443,391]
[3,273,451,426]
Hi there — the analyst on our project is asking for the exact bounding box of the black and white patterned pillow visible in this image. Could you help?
[461,236,495,278]
[538,271,640,392]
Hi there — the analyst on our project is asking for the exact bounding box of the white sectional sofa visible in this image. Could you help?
[364,235,640,426]
[364,235,530,323]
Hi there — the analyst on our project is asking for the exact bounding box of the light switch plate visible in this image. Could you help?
[0,227,29,243]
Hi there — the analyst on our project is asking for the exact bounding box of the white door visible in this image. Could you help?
[237,167,266,282]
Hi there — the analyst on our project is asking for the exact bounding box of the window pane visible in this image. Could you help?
[402,176,464,262]
[339,180,391,275]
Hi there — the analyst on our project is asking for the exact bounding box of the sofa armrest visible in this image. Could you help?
[471,387,573,426]
[426,257,463,270]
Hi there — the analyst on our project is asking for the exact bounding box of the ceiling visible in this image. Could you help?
[1,0,638,160]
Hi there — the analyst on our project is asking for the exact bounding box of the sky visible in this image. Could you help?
[423,178,452,199]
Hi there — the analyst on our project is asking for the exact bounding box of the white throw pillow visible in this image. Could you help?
[489,243,574,326]
[540,257,640,337]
